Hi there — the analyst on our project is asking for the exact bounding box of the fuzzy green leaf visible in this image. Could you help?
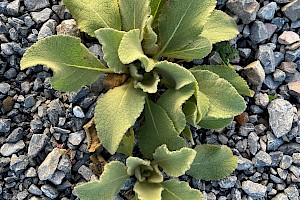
[142,16,159,55]
[191,65,251,96]
[161,37,212,60]
[94,80,146,154]
[154,61,195,90]
[191,70,246,119]
[116,128,135,156]
[134,71,160,93]
[150,0,167,28]
[20,35,107,92]
[183,101,198,126]
[200,10,239,44]
[95,28,127,73]
[160,179,204,200]
[155,0,216,58]
[119,0,150,34]
[138,99,187,158]
[157,84,195,133]
[187,145,238,180]
[126,157,151,176]
[74,161,128,200]
[134,182,163,200]
[182,126,195,145]
[199,117,233,129]
[153,145,196,176]
[63,0,121,36]
[118,29,154,72]
[194,85,210,123]
[148,164,164,183]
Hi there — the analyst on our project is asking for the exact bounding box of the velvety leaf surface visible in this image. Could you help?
[194,85,210,123]
[134,182,163,200]
[157,84,195,133]
[74,161,128,200]
[20,35,107,92]
[153,145,196,176]
[155,0,216,58]
[118,29,154,72]
[191,70,246,119]
[126,157,151,176]
[162,37,212,60]
[183,101,198,126]
[94,81,146,154]
[138,100,187,158]
[154,61,195,90]
[63,0,121,36]
[150,0,167,28]
[182,126,195,145]
[148,164,164,183]
[187,145,238,180]
[199,117,233,129]
[160,179,204,200]
[134,72,160,93]
[142,16,159,55]
[116,128,135,156]
[191,65,251,96]
[119,0,150,33]
[95,28,127,73]
[200,10,239,44]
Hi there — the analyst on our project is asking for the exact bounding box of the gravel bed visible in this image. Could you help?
[0,0,300,199]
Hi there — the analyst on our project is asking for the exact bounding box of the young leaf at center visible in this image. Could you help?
[134,182,163,200]
[94,80,146,154]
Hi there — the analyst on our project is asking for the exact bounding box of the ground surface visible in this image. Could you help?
[0,0,300,199]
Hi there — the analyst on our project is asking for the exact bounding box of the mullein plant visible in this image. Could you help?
[20,0,252,199]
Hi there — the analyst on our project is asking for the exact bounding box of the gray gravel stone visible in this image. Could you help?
[250,21,268,44]
[28,184,42,195]
[24,95,36,108]
[272,193,288,200]
[0,140,25,156]
[242,180,267,198]
[278,31,300,45]
[268,99,295,138]
[248,132,259,155]
[49,170,65,185]
[24,0,50,11]
[6,0,20,16]
[30,118,43,133]
[10,154,29,174]
[57,155,71,173]
[284,185,299,200]
[254,151,272,167]
[0,83,10,94]
[25,167,37,178]
[68,130,85,146]
[282,0,300,21]
[244,61,265,85]
[73,106,85,118]
[0,119,11,133]
[254,93,269,108]
[292,153,300,165]
[237,156,253,170]
[286,47,300,62]
[28,134,47,157]
[6,127,23,143]
[257,2,277,20]
[218,176,237,189]
[280,155,293,169]
[273,69,286,82]
[226,0,259,24]
[78,165,95,181]
[256,45,276,74]
[267,132,284,151]
[38,148,62,180]
[38,19,57,40]
[41,184,59,199]
[56,19,79,37]
[31,8,52,24]
[279,143,300,155]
